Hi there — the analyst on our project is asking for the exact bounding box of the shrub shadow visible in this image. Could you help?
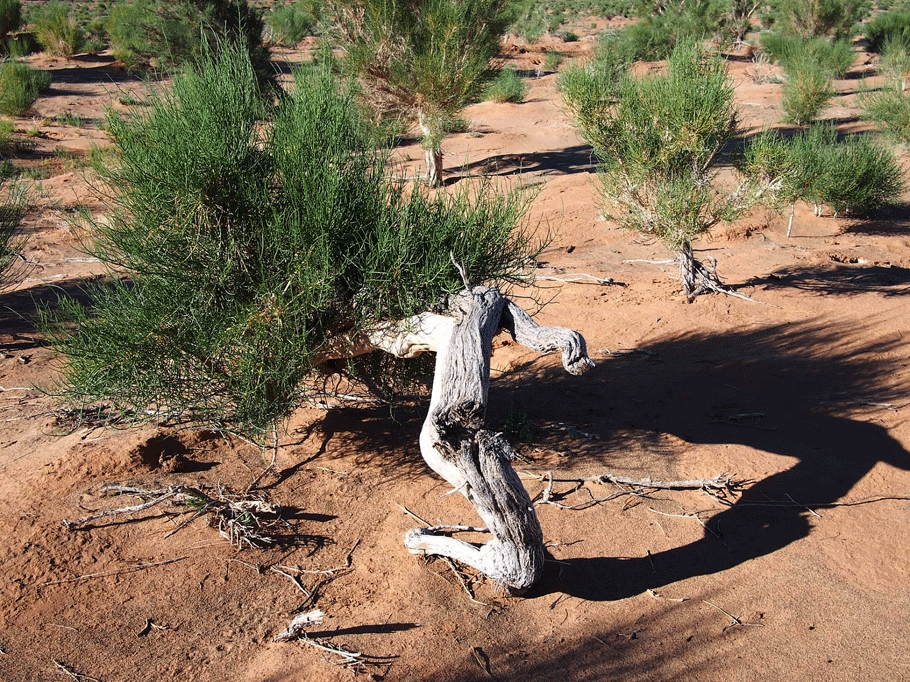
[489,319,909,601]
[741,262,910,296]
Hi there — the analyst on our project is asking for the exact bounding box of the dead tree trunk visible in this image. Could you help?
[366,285,593,592]
[677,242,745,302]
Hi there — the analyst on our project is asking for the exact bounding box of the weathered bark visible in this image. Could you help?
[677,242,747,302]
[424,147,443,187]
[418,111,444,187]
[369,286,593,592]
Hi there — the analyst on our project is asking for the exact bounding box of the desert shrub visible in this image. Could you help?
[0,60,51,115]
[266,1,322,46]
[864,7,910,53]
[742,125,903,225]
[508,0,547,42]
[485,66,528,102]
[814,132,904,214]
[0,176,23,289]
[543,49,563,71]
[861,77,910,141]
[565,39,761,298]
[782,53,836,124]
[0,0,20,54]
[609,0,726,62]
[761,31,855,76]
[43,44,538,438]
[107,0,270,85]
[559,42,630,131]
[771,0,869,39]
[33,1,86,56]
[561,30,579,42]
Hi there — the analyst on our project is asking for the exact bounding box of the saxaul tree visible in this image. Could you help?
[44,45,592,592]
[333,0,513,186]
[564,39,769,300]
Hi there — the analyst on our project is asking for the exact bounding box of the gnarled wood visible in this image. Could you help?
[373,286,593,592]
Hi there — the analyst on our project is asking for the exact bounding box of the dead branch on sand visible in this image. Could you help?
[63,484,286,549]
[521,471,741,510]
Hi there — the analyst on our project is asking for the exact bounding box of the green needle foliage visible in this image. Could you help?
[565,39,758,299]
[741,125,903,234]
[0,60,51,115]
[0,177,24,290]
[333,0,513,185]
[43,44,538,439]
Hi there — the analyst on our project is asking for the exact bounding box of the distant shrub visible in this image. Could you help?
[108,0,271,88]
[0,60,51,115]
[508,0,547,42]
[34,1,86,56]
[741,125,903,229]
[761,32,855,77]
[543,49,563,72]
[864,7,910,53]
[266,1,321,46]
[772,0,869,39]
[485,66,528,103]
[815,133,904,215]
[782,56,835,125]
[0,0,20,55]
[561,30,579,42]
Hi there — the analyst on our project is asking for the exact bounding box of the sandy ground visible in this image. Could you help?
[1,23,909,682]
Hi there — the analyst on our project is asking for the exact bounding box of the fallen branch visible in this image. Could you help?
[41,557,188,586]
[274,609,324,642]
[537,274,624,286]
[54,660,100,682]
[521,471,740,510]
[702,600,764,632]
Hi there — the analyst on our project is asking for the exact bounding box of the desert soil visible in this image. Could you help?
[1,23,909,682]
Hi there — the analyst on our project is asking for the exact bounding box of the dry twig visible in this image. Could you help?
[41,557,188,586]
[53,660,100,682]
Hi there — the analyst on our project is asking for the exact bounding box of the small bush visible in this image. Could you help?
[0,0,20,55]
[772,0,869,40]
[864,7,910,54]
[0,60,51,115]
[782,55,835,125]
[742,125,903,219]
[543,49,563,72]
[34,1,86,56]
[0,176,23,289]
[485,67,528,103]
[861,85,910,141]
[561,30,579,42]
[266,1,321,46]
[815,133,904,214]
[108,0,270,87]
[761,32,855,77]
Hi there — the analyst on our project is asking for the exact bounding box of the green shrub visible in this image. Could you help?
[0,60,51,115]
[864,7,910,53]
[484,66,528,102]
[814,133,904,214]
[782,55,835,125]
[566,39,758,298]
[772,0,869,39]
[508,0,547,42]
[861,84,910,141]
[0,175,23,289]
[761,32,855,76]
[742,125,903,228]
[34,1,86,56]
[266,1,321,46]
[543,49,563,72]
[43,45,538,437]
[0,0,20,55]
[107,0,270,86]
[561,30,579,42]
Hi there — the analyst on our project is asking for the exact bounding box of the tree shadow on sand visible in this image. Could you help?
[486,319,910,602]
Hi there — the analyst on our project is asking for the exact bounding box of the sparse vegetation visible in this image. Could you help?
[265,0,322,45]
